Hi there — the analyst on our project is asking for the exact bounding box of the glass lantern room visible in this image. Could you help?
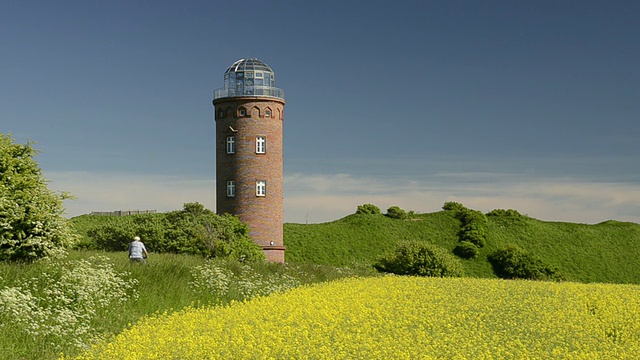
[214,58,284,100]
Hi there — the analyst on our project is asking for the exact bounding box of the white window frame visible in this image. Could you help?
[256,180,266,197]
[226,136,235,154]
[226,181,235,197]
[265,109,271,117]
[256,136,266,154]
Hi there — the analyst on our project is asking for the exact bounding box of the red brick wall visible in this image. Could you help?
[213,97,285,262]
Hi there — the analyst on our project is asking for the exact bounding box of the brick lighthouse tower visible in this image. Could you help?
[212,58,286,262]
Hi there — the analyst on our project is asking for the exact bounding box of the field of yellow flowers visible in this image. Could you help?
[68,276,640,359]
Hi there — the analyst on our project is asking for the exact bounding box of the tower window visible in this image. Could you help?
[226,136,235,154]
[265,109,271,117]
[256,136,266,154]
[226,181,235,197]
[238,107,246,117]
[256,180,266,197]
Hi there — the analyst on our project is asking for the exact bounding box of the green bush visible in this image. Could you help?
[0,133,78,261]
[385,206,407,220]
[458,209,488,226]
[453,241,479,259]
[442,201,467,212]
[355,204,382,215]
[374,242,464,277]
[488,244,563,281]
[456,209,488,248]
[486,209,523,217]
[458,227,486,248]
[83,203,264,262]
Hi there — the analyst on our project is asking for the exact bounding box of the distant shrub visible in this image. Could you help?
[458,225,487,248]
[453,241,479,259]
[374,242,464,277]
[442,201,467,212]
[385,206,407,220]
[488,245,563,281]
[486,209,523,217]
[458,209,488,226]
[442,202,489,258]
[454,208,488,249]
[355,204,382,215]
[84,203,264,262]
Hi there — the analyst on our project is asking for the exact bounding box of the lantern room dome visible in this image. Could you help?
[214,58,284,100]
[225,58,274,75]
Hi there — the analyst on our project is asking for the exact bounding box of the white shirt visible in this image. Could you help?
[129,240,147,259]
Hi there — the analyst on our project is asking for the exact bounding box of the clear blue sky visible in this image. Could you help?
[2,0,639,223]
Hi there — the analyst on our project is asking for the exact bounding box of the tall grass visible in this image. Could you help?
[0,250,375,360]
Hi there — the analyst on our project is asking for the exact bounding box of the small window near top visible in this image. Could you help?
[238,108,246,117]
[256,180,266,197]
[256,136,266,154]
[265,109,271,117]
[226,136,235,154]
[226,181,235,197]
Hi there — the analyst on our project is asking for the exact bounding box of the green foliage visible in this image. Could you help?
[452,205,488,249]
[355,203,382,215]
[0,133,78,261]
[385,206,407,220]
[458,224,487,248]
[442,201,467,212]
[453,241,480,259]
[486,209,523,217]
[374,241,464,277]
[81,203,264,261]
[488,244,564,281]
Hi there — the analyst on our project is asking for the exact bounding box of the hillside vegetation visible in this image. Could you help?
[284,209,640,284]
[71,206,640,284]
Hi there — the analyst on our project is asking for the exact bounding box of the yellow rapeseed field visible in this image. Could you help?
[68,276,640,359]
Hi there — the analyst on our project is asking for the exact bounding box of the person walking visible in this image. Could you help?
[129,236,148,263]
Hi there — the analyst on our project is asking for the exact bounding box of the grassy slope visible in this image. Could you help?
[284,212,460,266]
[71,211,640,284]
[285,212,640,284]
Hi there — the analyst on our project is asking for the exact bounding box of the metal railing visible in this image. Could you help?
[213,86,284,100]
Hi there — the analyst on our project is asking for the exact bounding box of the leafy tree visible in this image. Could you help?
[0,133,78,261]
[355,204,381,215]
[374,242,464,277]
[386,206,407,220]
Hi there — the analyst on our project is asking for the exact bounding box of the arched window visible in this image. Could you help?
[256,136,266,154]
[256,180,266,197]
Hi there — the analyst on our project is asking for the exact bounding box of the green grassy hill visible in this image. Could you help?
[284,211,640,284]
[71,209,640,284]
